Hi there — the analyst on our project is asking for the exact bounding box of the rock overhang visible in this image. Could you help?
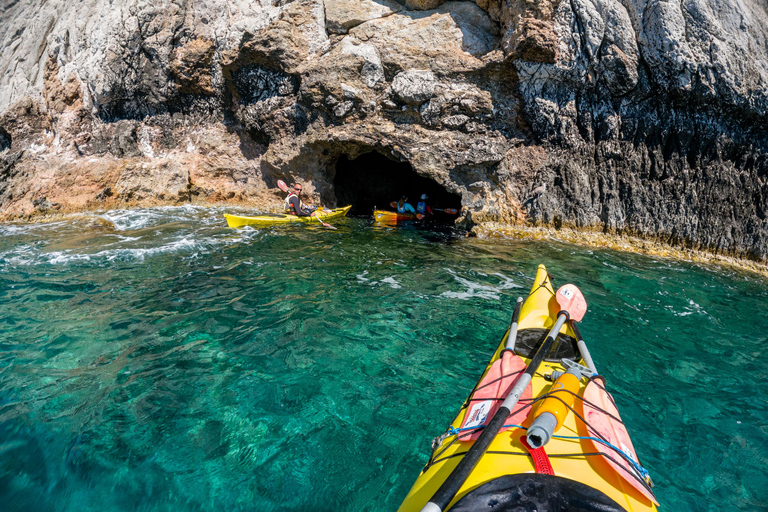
[0,0,766,262]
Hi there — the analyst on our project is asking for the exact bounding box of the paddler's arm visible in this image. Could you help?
[289,196,312,217]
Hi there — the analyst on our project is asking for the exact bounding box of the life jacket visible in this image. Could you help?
[417,201,428,214]
[284,193,306,215]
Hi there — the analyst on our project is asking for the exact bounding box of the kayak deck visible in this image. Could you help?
[398,264,658,512]
[224,205,351,228]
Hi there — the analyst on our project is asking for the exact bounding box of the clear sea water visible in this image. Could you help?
[0,206,766,512]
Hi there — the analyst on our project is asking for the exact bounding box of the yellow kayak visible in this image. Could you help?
[399,264,659,512]
[224,206,351,228]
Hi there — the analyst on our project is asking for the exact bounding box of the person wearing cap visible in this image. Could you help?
[395,195,416,214]
[416,194,433,216]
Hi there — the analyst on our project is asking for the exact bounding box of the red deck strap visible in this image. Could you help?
[520,436,555,475]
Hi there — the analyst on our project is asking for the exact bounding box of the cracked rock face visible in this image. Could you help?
[0,0,767,261]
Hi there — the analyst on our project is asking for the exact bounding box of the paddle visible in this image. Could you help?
[277,180,336,229]
[317,217,337,229]
[417,208,458,219]
[571,322,598,376]
[421,284,588,512]
[456,297,526,442]
[506,296,524,351]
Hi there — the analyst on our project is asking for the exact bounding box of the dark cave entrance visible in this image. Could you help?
[0,127,11,152]
[333,152,462,217]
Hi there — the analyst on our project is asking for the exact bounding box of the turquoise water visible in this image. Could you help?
[0,206,766,512]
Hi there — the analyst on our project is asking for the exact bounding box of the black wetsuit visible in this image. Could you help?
[288,195,313,217]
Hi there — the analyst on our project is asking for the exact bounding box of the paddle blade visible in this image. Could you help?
[277,180,289,192]
[390,201,397,208]
[556,284,587,321]
[583,380,658,505]
[443,208,457,214]
[416,214,425,220]
[459,351,531,441]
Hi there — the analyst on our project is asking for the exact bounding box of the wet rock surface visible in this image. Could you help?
[0,0,766,260]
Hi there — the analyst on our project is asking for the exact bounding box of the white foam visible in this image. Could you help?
[381,277,402,289]
[441,269,522,300]
[99,205,217,231]
[0,206,270,268]
[665,298,707,317]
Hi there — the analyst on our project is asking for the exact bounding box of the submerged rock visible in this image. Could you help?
[0,0,766,261]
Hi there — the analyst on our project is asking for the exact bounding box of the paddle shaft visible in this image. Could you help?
[571,323,597,375]
[316,215,335,229]
[505,297,524,351]
[421,312,569,512]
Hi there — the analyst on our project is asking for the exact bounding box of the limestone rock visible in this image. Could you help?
[402,0,445,9]
[0,0,767,262]
[348,4,496,72]
[170,39,216,95]
[434,1,499,56]
[443,114,469,129]
[392,70,436,104]
[507,17,559,63]
[340,38,385,88]
[115,160,190,202]
[325,0,402,34]
[91,120,142,158]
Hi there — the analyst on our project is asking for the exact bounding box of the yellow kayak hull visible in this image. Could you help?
[398,264,658,512]
[224,206,351,228]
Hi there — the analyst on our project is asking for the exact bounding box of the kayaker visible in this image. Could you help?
[395,196,416,214]
[284,183,317,217]
[277,181,336,229]
[416,194,433,216]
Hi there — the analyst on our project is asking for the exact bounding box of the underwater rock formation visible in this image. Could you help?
[0,0,766,259]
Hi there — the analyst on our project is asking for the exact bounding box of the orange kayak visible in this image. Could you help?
[373,209,417,225]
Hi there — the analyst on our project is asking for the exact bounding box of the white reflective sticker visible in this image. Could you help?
[464,400,493,429]
[620,441,636,461]
[560,288,573,300]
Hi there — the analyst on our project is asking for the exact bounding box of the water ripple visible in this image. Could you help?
[0,209,766,511]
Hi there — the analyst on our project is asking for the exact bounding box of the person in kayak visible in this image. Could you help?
[284,183,318,217]
[395,195,416,214]
[277,181,337,229]
[416,194,433,216]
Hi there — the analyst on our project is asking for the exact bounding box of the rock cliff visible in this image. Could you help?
[1,0,767,260]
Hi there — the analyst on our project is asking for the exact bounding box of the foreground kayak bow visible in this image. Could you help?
[398,264,658,512]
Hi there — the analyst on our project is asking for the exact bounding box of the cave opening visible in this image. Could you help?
[333,151,462,218]
[0,127,11,152]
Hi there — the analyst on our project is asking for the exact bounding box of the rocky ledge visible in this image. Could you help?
[1,0,767,261]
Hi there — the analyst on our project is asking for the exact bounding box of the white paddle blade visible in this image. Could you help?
[556,284,587,322]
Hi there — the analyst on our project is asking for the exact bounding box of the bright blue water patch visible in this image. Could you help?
[0,206,766,511]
